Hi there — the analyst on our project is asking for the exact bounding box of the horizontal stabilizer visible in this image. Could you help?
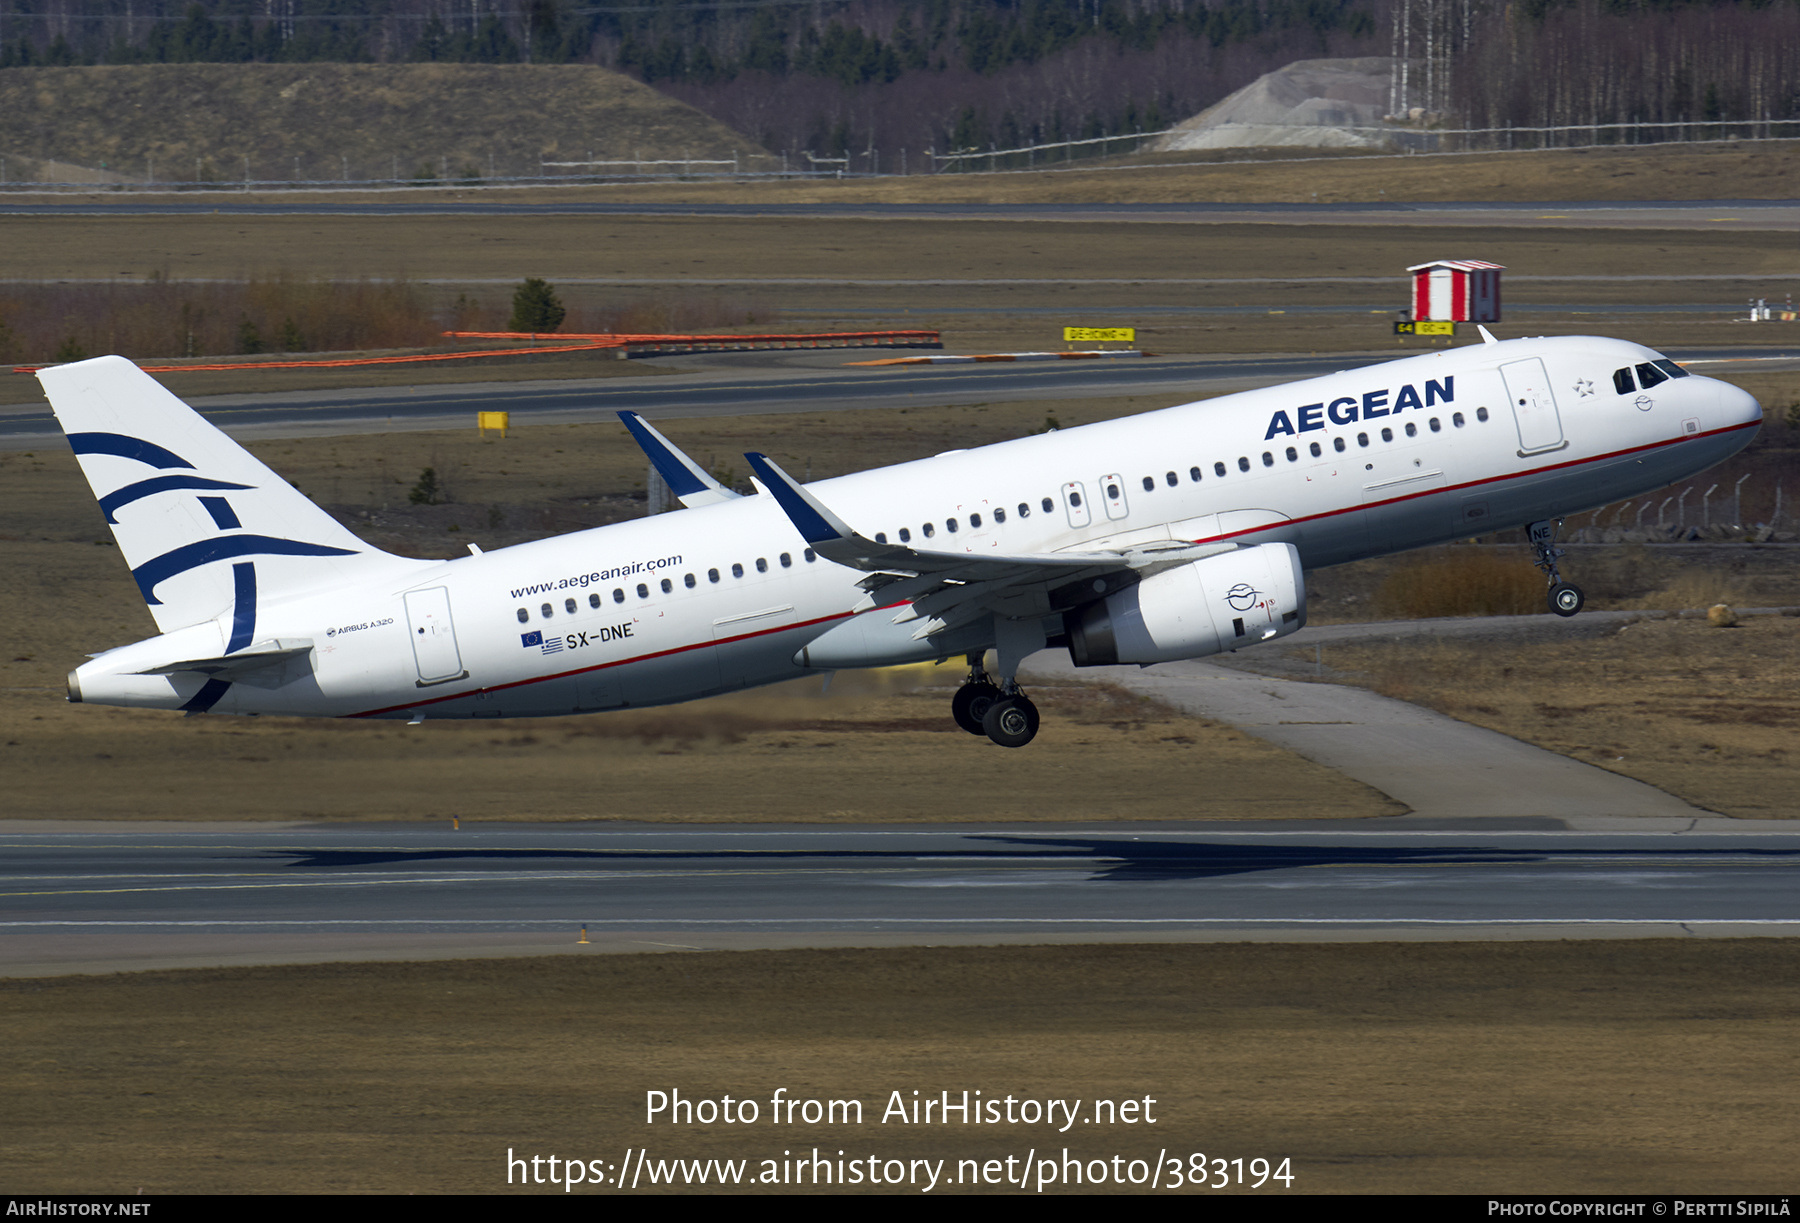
[134,639,315,690]
[619,412,741,508]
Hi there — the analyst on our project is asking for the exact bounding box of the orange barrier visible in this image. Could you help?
[12,330,940,374]
[443,330,940,346]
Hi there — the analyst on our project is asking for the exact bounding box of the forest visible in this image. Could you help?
[0,0,1793,165]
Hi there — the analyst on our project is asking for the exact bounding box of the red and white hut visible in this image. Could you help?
[1407,259,1503,323]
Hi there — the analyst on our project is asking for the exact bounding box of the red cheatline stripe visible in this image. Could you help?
[345,607,857,720]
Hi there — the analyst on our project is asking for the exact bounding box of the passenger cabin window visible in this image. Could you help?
[732,563,744,578]
[1261,452,1274,467]
[1613,367,1636,395]
[1357,433,1369,447]
[685,574,697,588]
[1166,471,1178,487]
[994,508,1006,523]
[946,518,958,533]
[970,513,982,528]
[1429,417,1441,432]
[1214,462,1227,477]
[1189,466,1202,482]
[1041,498,1053,513]
[1453,413,1466,428]
[540,603,553,619]
[516,607,529,623]
[1404,422,1417,437]
[636,583,648,599]
[661,578,673,593]
[614,588,626,603]
[875,533,888,544]
[780,553,792,568]
[1477,407,1490,422]
[1334,437,1347,452]
[708,568,720,583]
[922,522,935,537]
[756,557,768,572]
[1141,476,1154,492]
[1237,457,1250,472]
[589,593,601,609]
[1017,503,1030,518]
[565,598,577,614]
[1067,492,1082,508]
[899,528,911,542]
[1285,447,1298,462]
[1381,427,1393,443]
[804,548,816,562]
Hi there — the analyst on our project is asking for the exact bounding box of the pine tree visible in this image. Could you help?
[509,278,565,334]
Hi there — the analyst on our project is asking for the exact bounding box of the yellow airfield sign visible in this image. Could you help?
[1394,321,1455,336]
[1063,327,1135,343]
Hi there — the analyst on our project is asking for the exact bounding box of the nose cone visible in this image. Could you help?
[1721,380,1763,428]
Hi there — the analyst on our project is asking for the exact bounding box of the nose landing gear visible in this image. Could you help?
[1528,519,1585,617]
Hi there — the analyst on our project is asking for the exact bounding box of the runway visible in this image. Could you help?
[2,198,1796,230]
[6,818,1800,976]
[4,345,1795,447]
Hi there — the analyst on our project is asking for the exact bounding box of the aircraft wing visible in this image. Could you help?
[619,412,742,509]
[744,452,1232,639]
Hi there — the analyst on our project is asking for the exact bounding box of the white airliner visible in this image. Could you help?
[40,333,1759,747]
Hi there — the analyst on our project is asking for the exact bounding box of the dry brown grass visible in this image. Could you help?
[1312,615,1800,818]
[7,940,1800,1193]
[1373,547,1548,619]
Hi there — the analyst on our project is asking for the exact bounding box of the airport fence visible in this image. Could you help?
[4,121,1797,192]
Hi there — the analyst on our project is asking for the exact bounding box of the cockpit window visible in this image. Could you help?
[1652,359,1689,380]
[1636,362,1669,390]
[1612,367,1636,395]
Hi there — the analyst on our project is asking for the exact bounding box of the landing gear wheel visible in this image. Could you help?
[1549,582,1585,617]
[952,681,1002,736]
[982,695,1040,748]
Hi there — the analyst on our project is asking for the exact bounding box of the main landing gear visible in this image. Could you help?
[951,650,1042,749]
[1528,518,1585,618]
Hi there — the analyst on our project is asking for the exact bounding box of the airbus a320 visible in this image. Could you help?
[39,332,1760,748]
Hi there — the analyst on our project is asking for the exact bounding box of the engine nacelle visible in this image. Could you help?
[1065,543,1305,666]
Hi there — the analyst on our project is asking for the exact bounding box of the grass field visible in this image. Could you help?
[8,939,1799,1193]
[1298,612,1800,820]
[15,137,1798,204]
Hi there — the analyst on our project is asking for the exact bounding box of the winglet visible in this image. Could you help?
[618,411,741,508]
[743,452,855,544]
[1477,325,1498,345]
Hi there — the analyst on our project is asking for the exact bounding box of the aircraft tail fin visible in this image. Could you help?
[38,356,415,639]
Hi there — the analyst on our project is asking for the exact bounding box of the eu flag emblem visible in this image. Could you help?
[521,631,543,647]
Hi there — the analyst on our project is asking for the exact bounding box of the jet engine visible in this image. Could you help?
[1065,542,1305,666]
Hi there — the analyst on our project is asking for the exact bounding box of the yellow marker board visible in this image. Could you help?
[1394,321,1455,336]
[477,411,510,437]
[1063,327,1135,343]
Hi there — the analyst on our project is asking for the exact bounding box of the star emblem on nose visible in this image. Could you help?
[1573,379,1594,397]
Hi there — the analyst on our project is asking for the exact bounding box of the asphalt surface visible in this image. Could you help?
[5,818,1799,977]
[5,346,1796,447]
[1,198,1796,228]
